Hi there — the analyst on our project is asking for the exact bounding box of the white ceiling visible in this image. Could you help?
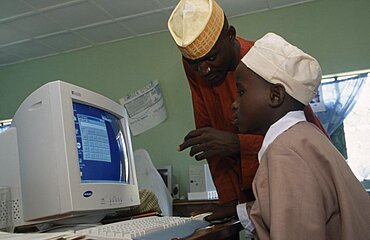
[0,0,314,67]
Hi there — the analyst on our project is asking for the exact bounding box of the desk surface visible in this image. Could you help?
[15,200,244,240]
[15,217,243,240]
[173,199,220,217]
[173,199,244,240]
[185,219,243,240]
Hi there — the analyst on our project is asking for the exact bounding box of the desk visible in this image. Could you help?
[173,199,220,217]
[15,200,244,240]
[185,219,243,240]
[173,199,244,240]
[15,215,244,240]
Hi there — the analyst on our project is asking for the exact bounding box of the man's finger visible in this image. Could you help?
[183,128,204,141]
[178,136,203,151]
[189,144,204,157]
[194,152,206,160]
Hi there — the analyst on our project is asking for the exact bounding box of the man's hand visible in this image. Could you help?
[203,201,238,224]
[177,127,240,160]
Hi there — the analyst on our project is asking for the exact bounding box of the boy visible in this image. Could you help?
[233,32,370,239]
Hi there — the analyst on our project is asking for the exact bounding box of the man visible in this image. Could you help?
[233,32,370,239]
[168,0,327,220]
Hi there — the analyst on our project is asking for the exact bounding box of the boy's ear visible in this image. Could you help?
[269,84,285,107]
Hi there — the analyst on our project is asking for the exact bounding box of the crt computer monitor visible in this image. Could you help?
[0,80,140,228]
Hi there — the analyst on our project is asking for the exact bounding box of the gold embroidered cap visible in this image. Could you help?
[241,32,322,105]
[168,0,224,60]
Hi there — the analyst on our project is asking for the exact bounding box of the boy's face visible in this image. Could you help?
[233,63,270,134]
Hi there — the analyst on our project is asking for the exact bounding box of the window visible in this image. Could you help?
[313,70,369,186]
[343,78,370,182]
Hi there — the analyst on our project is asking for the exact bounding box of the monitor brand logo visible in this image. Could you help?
[83,190,93,198]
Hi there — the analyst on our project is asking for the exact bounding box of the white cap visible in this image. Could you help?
[168,0,224,60]
[242,32,322,105]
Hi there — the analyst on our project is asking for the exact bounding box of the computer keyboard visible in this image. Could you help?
[75,215,210,240]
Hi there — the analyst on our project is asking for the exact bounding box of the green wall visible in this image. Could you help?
[0,0,369,197]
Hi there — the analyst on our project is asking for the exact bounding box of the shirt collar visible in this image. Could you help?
[258,111,306,162]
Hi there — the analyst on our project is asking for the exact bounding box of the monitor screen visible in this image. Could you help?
[73,102,129,184]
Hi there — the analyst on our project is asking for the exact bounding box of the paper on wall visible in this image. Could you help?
[119,80,167,136]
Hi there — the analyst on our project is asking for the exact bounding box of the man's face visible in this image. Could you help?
[233,63,269,134]
[184,27,236,86]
